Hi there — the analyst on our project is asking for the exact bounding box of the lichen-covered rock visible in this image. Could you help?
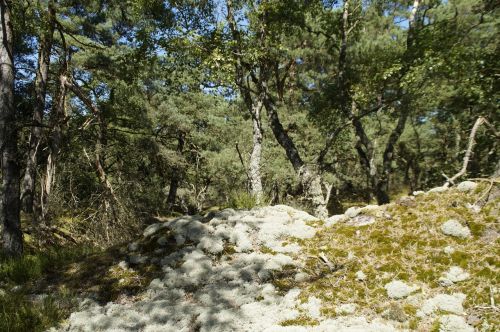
[347,215,375,227]
[127,242,139,251]
[301,296,322,319]
[325,214,347,227]
[443,246,455,254]
[441,219,471,238]
[336,303,357,315]
[345,206,361,218]
[417,293,466,316]
[142,222,168,238]
[439,266,470,286]
[456,181,477,192]
[129,254,148,265]
[429,186,448,193]
[439,314,474,332]
[355,270,367,281]
[384,280,418,299]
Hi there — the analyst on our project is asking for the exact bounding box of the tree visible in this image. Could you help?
[21,0,56,218]
[0,0,22,256]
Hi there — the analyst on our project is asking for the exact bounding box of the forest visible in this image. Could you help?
[0,0,498,330]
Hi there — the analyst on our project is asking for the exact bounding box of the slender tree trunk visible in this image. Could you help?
[41,68,68,219]
[167,131,185,210]
[21,2,55,215]
[248,96,264,203]
[0,0,22,256]
[226,0,264,202]
[262,84,328,218]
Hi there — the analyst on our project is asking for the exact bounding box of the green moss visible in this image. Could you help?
[408,318,419,330]
[450,251,469,268]
[260,246,277,255]
[468,222,485,236]
[280,316,319,326]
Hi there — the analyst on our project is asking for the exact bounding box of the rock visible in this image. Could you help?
[118,260,129,270]
[294,272,309,282]
[11,285,22,292]
[301,296,322,319]
[441,219,471,238]
[336,303,357,315]
[347,215,376,227]
[429,186,448,193]
[143,222,168,238]
[456,181,477,192]
[466,314,481,327]
[174,234,186,245]
[465,203,481,213]
[439,266,470,286]
[439,314,474,332]
[128,242,139,252]
[443,246,455,254]
[344,207,361,218]
[355,270,367,281]
[413,190,425,196]
[417,293,466,316]
[382,303,408,322]
[129,254,148,265]
[157,236,168,246]
[325,214,347,227]
[384,280,418,299]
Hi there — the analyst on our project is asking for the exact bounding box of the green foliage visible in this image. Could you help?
[0,291,75,332]
[0,247,94,284]
[228,191,259,210]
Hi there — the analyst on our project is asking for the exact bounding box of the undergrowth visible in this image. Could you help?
[0,246,95,332]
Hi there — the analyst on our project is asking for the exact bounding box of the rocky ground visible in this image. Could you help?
[53,180,499,332]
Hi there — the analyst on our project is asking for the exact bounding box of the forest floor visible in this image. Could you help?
[1,180,499,332]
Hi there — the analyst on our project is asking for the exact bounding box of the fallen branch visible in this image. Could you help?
[319,252,336,271]
[443,117,486,187]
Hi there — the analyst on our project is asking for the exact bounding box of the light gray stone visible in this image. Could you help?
[439,266,470,286]
[456,181,477,192]
[441,219,471,238]
[143,222,168,238]
[384,280,418,299]
[336,303,357,315]
[418,293,466,316]
[129,254,148,265]
[355,270,367,281]
[439,314,474,332]
[128,242,139,252]
[345,207,361,218]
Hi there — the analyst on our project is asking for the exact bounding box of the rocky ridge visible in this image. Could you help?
[55,180,499,332]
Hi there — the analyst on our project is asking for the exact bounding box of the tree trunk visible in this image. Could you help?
[41,69,68,219]
[248,96,264,203]
[0,0,22,256]
[226,0,264,202]
[167,132,185,210]
[21,1,55,215]
[262,85,328,219]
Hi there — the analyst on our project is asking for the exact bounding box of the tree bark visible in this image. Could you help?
[248,96,264,203]
[0,0,22,256]
[21,1,55,215]
[262,84,328,218]
[41,57,68,219]
[226,0,264,202]
[167,131,185,210]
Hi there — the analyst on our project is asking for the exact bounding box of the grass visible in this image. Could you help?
[0,246,94,332]
[285,183,499,329]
